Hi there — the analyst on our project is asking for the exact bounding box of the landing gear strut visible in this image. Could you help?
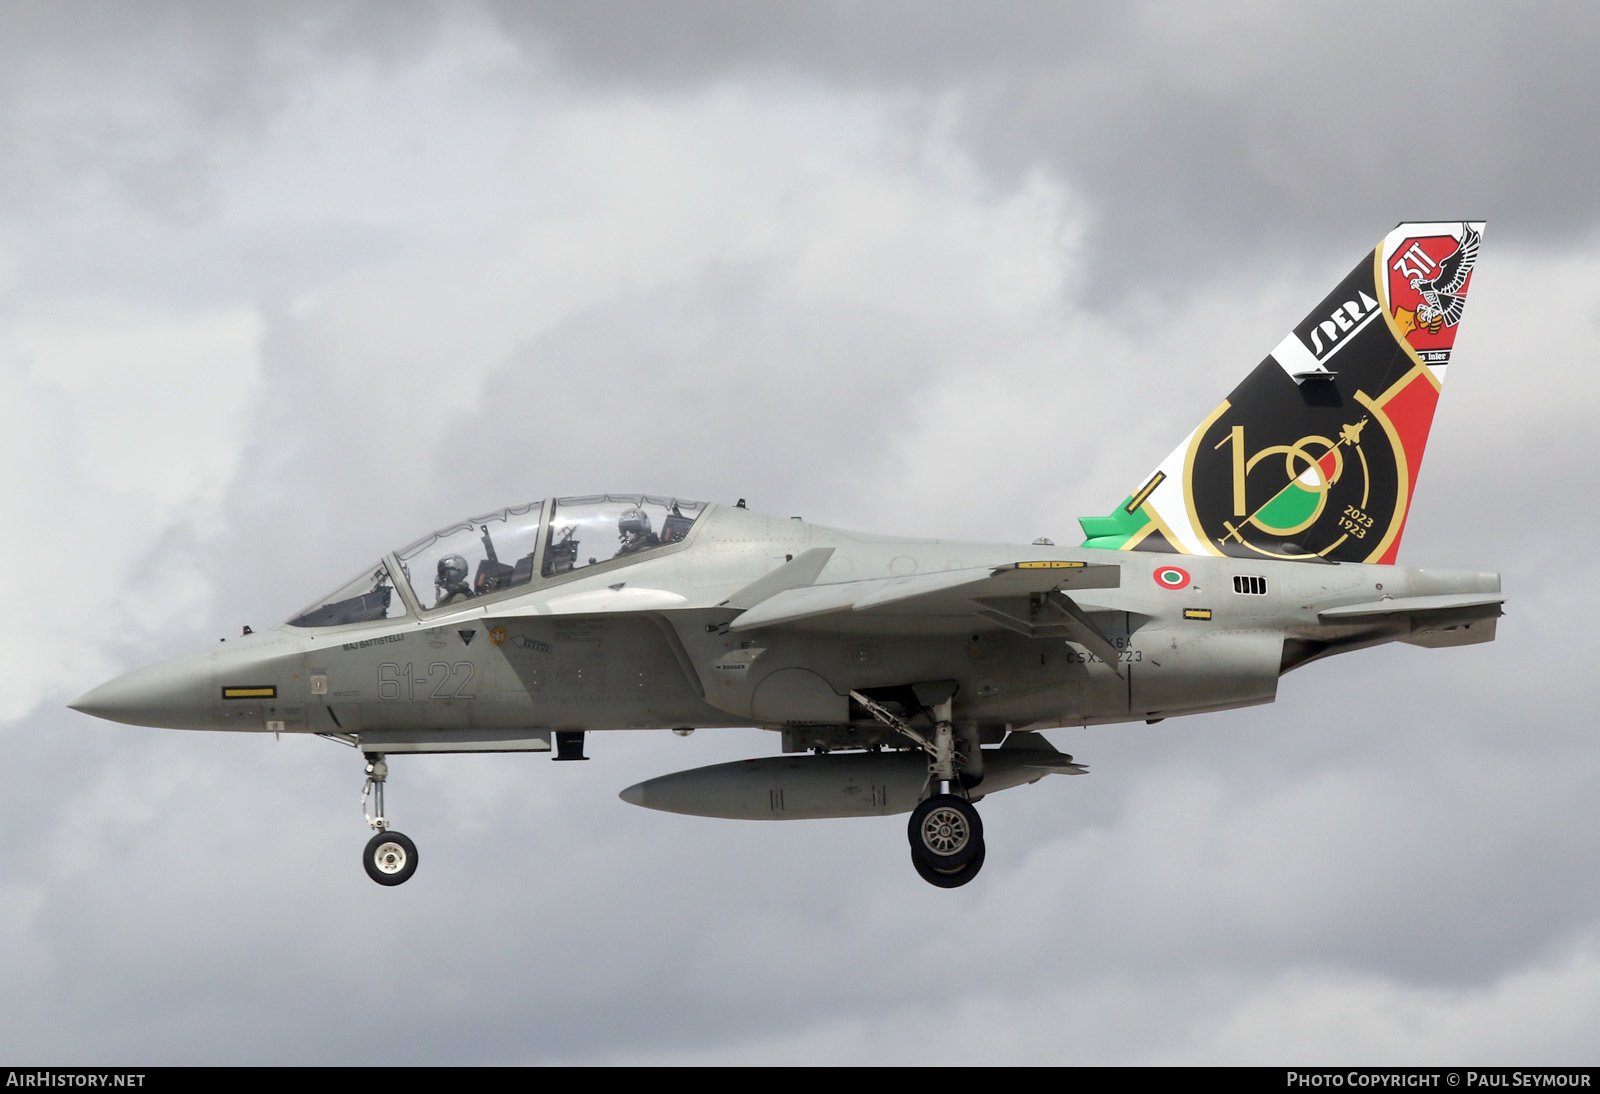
[360,751,418,886]
[851,689,988,888]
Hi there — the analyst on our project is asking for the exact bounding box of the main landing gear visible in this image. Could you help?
[360,752,418,886]
[908,793,985,888]
[851,688,988,889]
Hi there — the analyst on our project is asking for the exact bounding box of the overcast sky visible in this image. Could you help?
[3,1,1597,1065]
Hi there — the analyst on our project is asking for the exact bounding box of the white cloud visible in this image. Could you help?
[1196,938,1600,1064]
[14,304,262,504]
[0,300,261,717]
[1,2,1596,1067]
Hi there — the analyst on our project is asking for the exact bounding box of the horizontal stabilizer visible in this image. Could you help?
[1317,592,1504,621]
[1403,618,1498,648]
[1320,591,1502,649]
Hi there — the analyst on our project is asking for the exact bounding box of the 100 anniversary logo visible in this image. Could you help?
[1181,224,1478,563]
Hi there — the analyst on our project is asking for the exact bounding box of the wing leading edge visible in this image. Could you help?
[726,560,1122,632]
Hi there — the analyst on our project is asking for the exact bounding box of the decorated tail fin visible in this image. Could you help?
[1079,221,1483,565]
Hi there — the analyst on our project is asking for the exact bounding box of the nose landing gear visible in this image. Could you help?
[364,830,418,885]
[360,752,418,886]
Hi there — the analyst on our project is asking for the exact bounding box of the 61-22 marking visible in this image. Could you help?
[378,661,476,701]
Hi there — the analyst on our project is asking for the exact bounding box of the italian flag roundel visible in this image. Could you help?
[1154,565,1191,590]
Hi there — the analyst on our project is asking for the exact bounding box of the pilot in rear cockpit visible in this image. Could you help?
[434,554,474,607]
[614,506,661,558]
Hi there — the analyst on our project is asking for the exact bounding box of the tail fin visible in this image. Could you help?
[1079,221,1483,564]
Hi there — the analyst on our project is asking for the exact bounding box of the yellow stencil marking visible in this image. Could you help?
[1126,471,1166,514]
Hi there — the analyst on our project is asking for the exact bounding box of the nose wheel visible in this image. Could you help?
[360,751,418,886]
[364,830,418,886]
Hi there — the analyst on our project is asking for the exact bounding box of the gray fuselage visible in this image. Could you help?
[71,503,1501,755]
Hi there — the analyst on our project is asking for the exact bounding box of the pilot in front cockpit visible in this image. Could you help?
[434,554,474,607]
[614,506,661,558]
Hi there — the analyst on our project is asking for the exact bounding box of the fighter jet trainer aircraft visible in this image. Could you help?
[71,221,1501,888]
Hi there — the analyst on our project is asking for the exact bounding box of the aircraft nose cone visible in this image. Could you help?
[69,651,215,730]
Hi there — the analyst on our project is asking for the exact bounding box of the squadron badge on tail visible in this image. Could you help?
[1080,220,1485,565]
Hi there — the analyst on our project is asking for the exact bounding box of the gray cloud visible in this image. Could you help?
[0,1,1593,1066]
[480,2,1600,302]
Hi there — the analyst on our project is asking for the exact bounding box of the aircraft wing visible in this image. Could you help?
[727,561,1121,632]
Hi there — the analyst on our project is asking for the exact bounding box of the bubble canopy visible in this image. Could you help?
[286,495,707,628]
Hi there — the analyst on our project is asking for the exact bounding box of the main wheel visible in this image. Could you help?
[364,830,418,886]
[908,794,983,869]
[911,838,985,888]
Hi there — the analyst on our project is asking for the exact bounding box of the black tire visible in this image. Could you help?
[911,838,985,888]
[364,830,418,886]
[907,794,983,869]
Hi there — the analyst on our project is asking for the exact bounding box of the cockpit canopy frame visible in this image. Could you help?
[286,494,708,629]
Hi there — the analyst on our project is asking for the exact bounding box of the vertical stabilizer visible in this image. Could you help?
[1079,221,1483,564]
